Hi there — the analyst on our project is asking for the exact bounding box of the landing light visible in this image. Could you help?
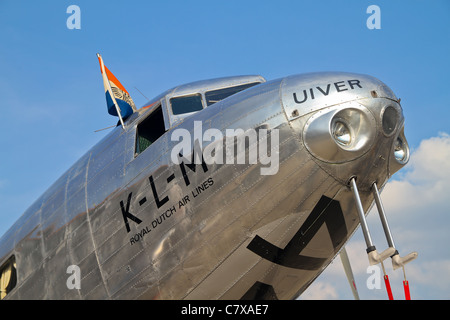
[394,137,408,163]
[332,120,352,146]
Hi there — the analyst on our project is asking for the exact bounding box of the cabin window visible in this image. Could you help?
[170,94,203,115]
[205,82,260,106]
[135,105,166,155]
[0,256,17,299]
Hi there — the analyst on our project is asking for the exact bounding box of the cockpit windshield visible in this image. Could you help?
[205,82,260,106]
[169,82,261,115]
[170,94,203,115]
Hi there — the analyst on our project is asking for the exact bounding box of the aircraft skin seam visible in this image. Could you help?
[8,162,91,298]
[221,102,282,130]
[84,153,112,299]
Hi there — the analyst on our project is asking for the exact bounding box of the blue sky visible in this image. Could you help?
[0,1,449,299]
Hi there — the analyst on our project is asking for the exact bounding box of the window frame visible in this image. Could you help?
[169,93,204,116]
[204,82,261,106]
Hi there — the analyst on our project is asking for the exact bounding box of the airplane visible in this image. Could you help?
[0,54,417,300]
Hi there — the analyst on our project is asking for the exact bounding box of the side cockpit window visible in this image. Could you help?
[135,105,166,155]
[0,256,17,299]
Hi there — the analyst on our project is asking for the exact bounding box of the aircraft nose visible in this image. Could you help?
[280,72,409,188]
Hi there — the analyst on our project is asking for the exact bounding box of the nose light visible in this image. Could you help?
[382,106,398,136]
[394,137,408,163]
[332,120,352,146]
[303,103,376,163]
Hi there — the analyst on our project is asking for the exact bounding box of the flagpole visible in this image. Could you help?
[97,53,125,129]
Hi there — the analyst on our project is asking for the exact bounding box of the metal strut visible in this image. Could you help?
[371,182,418,270]
[349,178,395,265]
[350,178,417,300]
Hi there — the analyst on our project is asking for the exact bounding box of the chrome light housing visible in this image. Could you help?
[381,105,399,137]
[388,126,410,176]
[303,102,377,163]
[393,132,409,164]
[394,138,406,162]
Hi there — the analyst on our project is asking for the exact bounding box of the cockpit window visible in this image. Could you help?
[135,105,166,155]
[205,82,260,106]
[169,82,261,116]
[170,94,203,115]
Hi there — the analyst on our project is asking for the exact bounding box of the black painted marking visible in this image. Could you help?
[139,197,147,206]
[149,175,169,208]
[120,192,143,233]
[166,173,175,183]
[293,79,363,104]
[241,281,278,300]
[178,142,208,187]
[247,195,347,270]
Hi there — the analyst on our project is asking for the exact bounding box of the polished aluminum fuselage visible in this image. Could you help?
[0,72,407,299]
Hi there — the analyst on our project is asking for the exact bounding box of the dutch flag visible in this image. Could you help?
[97,53,136,126]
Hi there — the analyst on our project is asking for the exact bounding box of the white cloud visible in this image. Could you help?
[300,281,339,300]
[408,260,450,291]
